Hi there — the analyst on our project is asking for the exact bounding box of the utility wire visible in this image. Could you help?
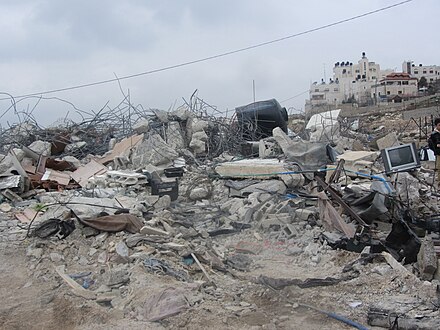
[1,0,414,100]
[280,90,310,103]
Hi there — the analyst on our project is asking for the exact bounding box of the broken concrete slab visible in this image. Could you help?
[28,140,52,156]
[133,119,150,134]
[41,169,71,186]
[240,180,286,195]
[166,121,185,150]
[215,159,287,179]
[132,133,179,167]
[272,127,329,169]
[0,175,23,190]
[140,225,170,236]
[189,131,208,155]
[71,159,108,187]
[376,132,400,150]
[336,150,378,164]
[98,134,144,165]
[417,237,437,281]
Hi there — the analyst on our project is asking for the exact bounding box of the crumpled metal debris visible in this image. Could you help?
[143,258,188,281]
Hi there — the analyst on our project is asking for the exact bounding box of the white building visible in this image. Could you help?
[306,52,393,112]
[373,72,418,102]
[402,61,440,84]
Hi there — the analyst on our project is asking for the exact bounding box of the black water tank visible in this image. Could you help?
[235,99,288,141]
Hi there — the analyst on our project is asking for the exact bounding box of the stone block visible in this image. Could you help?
[215,159,286,179]
[260,218,282,230]
[189,187,210,201]
[283,224,299,238]
[133,119,150,133]
[105,170,148,186]
[28,140,51,156]
[377,132,400,150]
[253,200,276,222]
[140,225,169,236]
[132,133,178,167]
[336,150,378,164]
[265,214,293,224]
[417,237,437,281]
[295,208,316,221]
[166,121,185,150]
[280,173,305,188]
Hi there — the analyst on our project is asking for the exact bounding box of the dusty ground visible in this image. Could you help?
[0,243,358,330]
[0,214,438,330]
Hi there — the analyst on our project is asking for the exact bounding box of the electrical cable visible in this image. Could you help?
[0,0,414,100]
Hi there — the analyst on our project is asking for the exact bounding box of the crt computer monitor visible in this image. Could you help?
[380,142,420,175]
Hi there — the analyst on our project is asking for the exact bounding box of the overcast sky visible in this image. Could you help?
[0,0,438,127]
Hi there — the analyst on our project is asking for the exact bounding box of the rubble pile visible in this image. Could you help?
[1,103,440,329]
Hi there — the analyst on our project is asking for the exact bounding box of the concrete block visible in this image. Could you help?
[283,224,299,238]
[253,200,276,222]
[417,237,437,281]
[377,132,400,150]
[28,140,51,156]
[189,131,208,154]
[336,150,378,163]
[215,159,286,179]
[65,141,87,153]
[241,180,286,195]
[295,208,316,221]
[105,170,148,186]
[259,139,279,158]
[265,213,293,224]
[189,187,210,201]
[140,225,170,236]
[260,218,282,230]
[133,119,150,133]
[280,173,305,188]
[166,121,185,150]
[270,200,292,215]
[229,199,245,215]
[132,133,178,167]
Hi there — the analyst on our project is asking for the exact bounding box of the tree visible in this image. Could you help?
[419,76,428,89]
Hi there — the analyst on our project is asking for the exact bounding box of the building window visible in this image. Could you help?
[355,69,360,73]
[423,70,427,74]
[387,91,391,95]
[324,88,329,92]
[398,91,402,94]
[314,89,319,92]
[414,70,419,74]
[334,88,339,92]
[372,76,376,80]
[402,81,409,85]
[430,70,434,74]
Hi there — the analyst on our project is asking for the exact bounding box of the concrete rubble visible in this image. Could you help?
[1,100,440,329]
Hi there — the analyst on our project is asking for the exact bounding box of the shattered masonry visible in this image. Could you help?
[1,95,440,329]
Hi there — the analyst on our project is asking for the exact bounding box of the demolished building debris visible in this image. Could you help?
[1,96,440,329]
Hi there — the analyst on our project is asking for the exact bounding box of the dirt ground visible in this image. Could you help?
[1,212,438,330]
[0,238,365,330]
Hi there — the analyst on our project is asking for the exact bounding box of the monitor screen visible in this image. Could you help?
[380,142,420,175]
[388,145,414,167]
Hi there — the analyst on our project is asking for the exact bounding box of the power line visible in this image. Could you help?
[1,0,414,100]
[280,90,310,103]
